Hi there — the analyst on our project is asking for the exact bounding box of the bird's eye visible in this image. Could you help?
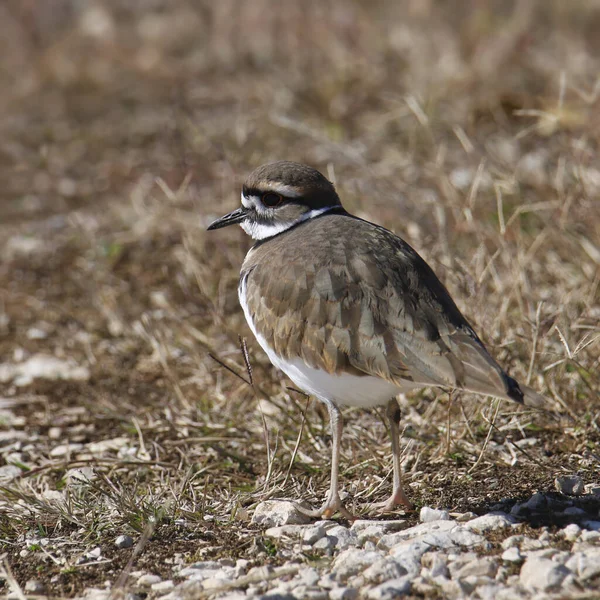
[262,192,284,208]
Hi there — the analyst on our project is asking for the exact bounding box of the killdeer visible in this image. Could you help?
[208,161,545,519]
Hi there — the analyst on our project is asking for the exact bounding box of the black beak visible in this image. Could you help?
[207,207,248,231]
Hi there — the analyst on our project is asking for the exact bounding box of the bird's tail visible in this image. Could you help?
[520,383,556,413]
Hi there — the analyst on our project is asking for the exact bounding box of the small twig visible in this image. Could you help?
[445,391,456,455]
[163,436,245,446]
[468,399,500,474]
[132,416,149,458]
[526,302,543,385]
[239,336,253,387]
[15,459,175,480]
[282,395,311,487]
[208,353,251,386]
[486,421,546,467]
[0,556,26,600]
[110,519,157,599]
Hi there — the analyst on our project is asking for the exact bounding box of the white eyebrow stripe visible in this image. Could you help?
[260,183,302,198]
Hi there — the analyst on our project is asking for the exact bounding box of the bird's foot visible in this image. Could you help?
[368,487,415,515]
[293,494,356,521]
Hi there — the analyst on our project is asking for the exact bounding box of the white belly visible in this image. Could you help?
[239,273,416,408]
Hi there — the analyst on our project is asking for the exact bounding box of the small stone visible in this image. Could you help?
[314,519,338,529]
[419,507,451,523]
[582,521,600,532]
[329,587,359,600]
[552,551,574,565]
[555,475,585,496]
[201,577,233,590]
[352,520,409,545]
[251,501,311,527]
[137,574,162,586]
[378,520,456,550]
[464,512,516,533]
[362,557,408,584]
[313,536,335,553]
[565,549,600,580]
[584,483,600,496]
[318,574,337,589]
[437,579,465,598]
[50,443,83,457]
[561,523,581,541]
[451,512,477,522]
[581,529,600,542]
[525,492,547,510]
[115,535,134,549]
[0,465,22,481]
[332,549,384,582]
[519,557,570,591]
[326,525,358,549]
[265,524,309,539]
[296,567,320,587]
[563,506,586,517]
[24,580,45,594]
[365,577,411,599]
[86,547,102,559]
[178,561,224,580]
[27,327,47,340]
[538,529,551,542]
[454,556,498,579]
[151,580,174,593]
[303,525,326,545]
[293,587,328,600]
[421,552,449,578]
[410,579,439,597]
[501,547,523,563]
[48,426,62,439]
[351,519,408,533]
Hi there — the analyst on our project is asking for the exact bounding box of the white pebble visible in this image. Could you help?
[519,557,570,591]
[24,580,45,594]
[330,587,359,600]
[303,525,326,544]
[420,506,451,523]
[501,547,523,563]
[555,475,585,496]
[251,500,311,527]
[137,574,162,586]
[465,512,516,533]
[115,535,134,549]
[151,580,174,593]
[561,523,581,541]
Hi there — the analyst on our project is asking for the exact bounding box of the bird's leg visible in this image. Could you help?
[371,399,414,513]
[295,402,355,520]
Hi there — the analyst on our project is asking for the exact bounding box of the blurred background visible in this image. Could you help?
[2,0,600,226]
[1,0,599,593]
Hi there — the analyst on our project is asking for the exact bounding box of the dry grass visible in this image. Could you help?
[0,0,599,595]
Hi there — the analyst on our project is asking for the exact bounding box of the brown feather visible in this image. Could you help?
[242,212,525,402]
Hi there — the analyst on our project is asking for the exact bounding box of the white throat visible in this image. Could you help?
[240,205,337,240]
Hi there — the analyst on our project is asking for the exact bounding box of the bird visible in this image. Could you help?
[207,160,546,519]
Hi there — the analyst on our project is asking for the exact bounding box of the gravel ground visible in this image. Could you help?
[11,495,600,600]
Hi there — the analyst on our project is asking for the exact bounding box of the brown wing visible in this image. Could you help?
[242,213,524,403]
